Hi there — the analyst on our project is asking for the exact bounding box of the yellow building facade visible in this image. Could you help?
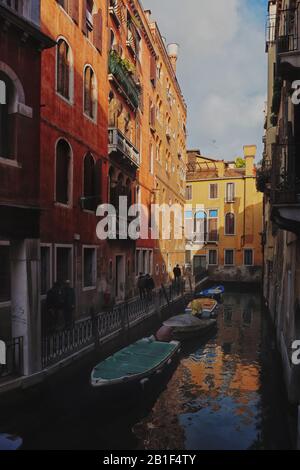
[186,146,263,283]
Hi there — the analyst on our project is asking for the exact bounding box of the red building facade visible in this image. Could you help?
[40,0,110,318]
[0,0,54,373]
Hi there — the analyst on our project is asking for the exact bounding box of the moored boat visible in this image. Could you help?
[91,337,180,389]
[159,315,217,341]
[0,434,23,451]
[185,298,218,318]
[195,285,225,302]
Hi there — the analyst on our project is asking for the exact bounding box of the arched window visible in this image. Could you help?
[56,139,71,204]
[194,210,207,243]
[225,213,235,235]
[84,66,97,120]
[57,39,72,100]
[0,75,12,159]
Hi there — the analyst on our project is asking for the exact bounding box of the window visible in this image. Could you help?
[55,246,73,284]
[155,264,159,276]
[84,66,97,120]
[225,249,234,266]
[226,182,235,202]
[0,244,10,303]
[225,213,235,235]
[185,250,191,264]
[209,249,218,266]
[83,155,101,211]
[149,143,154,174]
[57,39,72,101]
[40,246,52,296]
[185,185,192,200]
[209,183,218,199]
[244,249,254,266]
[208,210,218,242]
[83,247,97,289]
[0,74,14,159]
[194,210,207,243]
[56,139,71,205]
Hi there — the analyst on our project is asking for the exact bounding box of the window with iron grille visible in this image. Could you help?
[244,249,254,266]
[225,249,234,266]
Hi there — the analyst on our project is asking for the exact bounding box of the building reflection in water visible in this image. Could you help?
[133,291,263,450]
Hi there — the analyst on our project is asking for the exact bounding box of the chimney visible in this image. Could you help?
[144,9,151,22]
[243,145,257,176]
[167,43,179,73]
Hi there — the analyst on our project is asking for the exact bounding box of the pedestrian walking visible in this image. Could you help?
[46,281,65,333]
[63,280,75,329]
[137,273,146,300]
[173,264,182,294]
[145,274,155,301]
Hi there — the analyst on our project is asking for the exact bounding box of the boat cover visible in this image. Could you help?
[164,315,204,328]
[92,338,177,381]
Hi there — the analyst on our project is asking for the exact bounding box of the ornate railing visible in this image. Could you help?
[277,6,299,54]
[42,318,93,368]
[0,336,23,378]
[41,282,185,368]
[108,127,140,167]
[270,142,298,204]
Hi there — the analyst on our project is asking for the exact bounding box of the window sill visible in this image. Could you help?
[83,112,97,125]
[0,157,21,168]
[82,286,97,292]
[54,202,72,209]
[56,91,74,107]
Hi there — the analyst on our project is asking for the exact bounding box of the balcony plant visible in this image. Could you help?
[256,165,271,193]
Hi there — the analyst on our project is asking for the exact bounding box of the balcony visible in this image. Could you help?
[270,142,300,234]
[109,0,121,27]
[276,5,300,79]
[108,127,140,170]
[108,51,140,110]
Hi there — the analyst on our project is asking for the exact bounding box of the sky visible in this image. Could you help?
[142,0,267,161]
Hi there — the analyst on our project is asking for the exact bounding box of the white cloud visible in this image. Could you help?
[143,0,266,160]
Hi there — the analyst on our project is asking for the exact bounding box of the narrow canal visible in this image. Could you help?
[0,285,296,450]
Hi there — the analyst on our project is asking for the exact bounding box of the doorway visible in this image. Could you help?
[193,255,207,282]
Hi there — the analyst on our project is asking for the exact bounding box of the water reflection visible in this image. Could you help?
[133,289,290,450]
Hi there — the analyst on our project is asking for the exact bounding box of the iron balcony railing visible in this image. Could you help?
[270,142,299,204]
[266,14,277,48]
[108,51,140,109]
[108,127,140,167]
[277,6,299,54]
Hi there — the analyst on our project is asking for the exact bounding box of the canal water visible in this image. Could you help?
[0,285,295,449]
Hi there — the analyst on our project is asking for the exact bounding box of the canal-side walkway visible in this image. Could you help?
[0,276,208,396]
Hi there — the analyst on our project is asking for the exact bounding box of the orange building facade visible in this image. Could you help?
[40,0,110,318]
[148,14,188,285]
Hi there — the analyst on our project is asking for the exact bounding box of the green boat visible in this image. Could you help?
[91,337,181,389]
